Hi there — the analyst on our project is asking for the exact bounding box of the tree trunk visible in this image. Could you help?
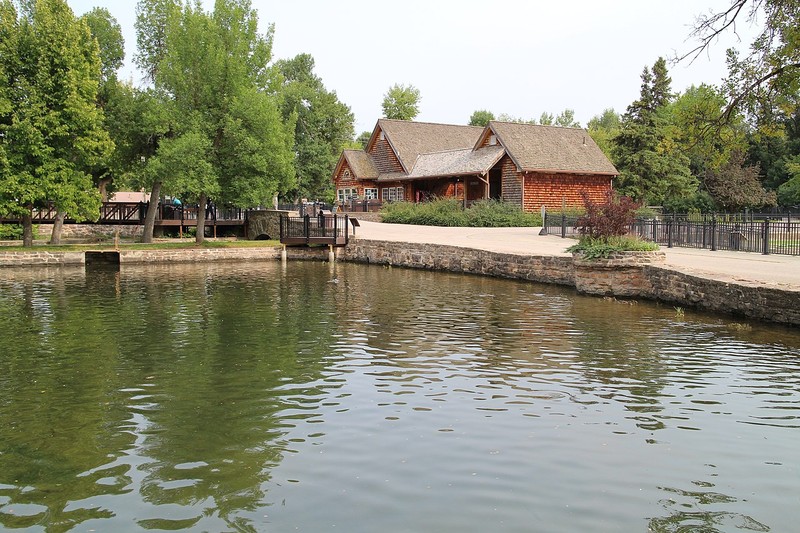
[22,211,33,247]
[196,192,207,245]
[98,176,113,202]
[142,181,162,244]
[50,210,66,245]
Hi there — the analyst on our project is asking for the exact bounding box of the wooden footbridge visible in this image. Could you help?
[1,202,353,246]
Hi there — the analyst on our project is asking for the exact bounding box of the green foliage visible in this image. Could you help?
[0,224,23,240]
[464,199,541,227]
[777,175,800,206]
[355,130,371,149]
[380,198,541,227]
[703,149,776,210]
[613,57,697,205]
[80,7,124,83]
[566,235,659,260]
[277,53,354,200]
[469,109,495,127]
[0,0,112,245]
[554,108,580,128]
[588,108,620,158]
[133,0,295,243]
[381,83,420,120]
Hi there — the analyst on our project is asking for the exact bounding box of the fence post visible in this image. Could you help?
[304,214,310,245]
[762,219,770,255]
[711,214,717,251]
[667,215,673,248]
[561,212,566,238]
[541,206,547,235]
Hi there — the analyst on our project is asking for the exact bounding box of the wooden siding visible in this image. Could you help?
[522,173,612,211]
[369,137,404,173]
[499,156,522,207]
[334,161,360,190]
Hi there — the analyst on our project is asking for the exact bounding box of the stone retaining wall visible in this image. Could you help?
[341,240,800,327]
[36,224,143,240]
[341,239,574,285]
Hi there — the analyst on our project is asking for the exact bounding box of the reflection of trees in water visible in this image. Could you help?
[0,263,341,532]
[648,484,770,532]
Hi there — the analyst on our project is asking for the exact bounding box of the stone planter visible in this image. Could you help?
[572,250,665,297]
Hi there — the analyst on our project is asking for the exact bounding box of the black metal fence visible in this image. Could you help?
[279,213,350,246]
[543,212,800,256]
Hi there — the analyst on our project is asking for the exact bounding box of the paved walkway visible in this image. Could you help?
[353,221,800,291]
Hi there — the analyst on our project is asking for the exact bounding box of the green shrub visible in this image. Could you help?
[567,235,659,259]
[0,224,23,240]
[569,191,659,259]
[380,198,541,227]
[465,199,541,227]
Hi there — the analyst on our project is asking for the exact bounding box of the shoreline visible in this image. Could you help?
[1,236,799,327]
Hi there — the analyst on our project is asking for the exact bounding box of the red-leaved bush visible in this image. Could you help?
[575,191,640,240]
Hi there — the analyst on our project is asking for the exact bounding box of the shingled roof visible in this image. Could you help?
[373,119,484,172]
[485,121,618,175]
[335,119,618,184]
[407,145,505,179]
[342,150,378,178]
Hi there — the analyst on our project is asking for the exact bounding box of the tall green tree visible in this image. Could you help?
[0,0,112,246]
[613,58,696,205]
[137,0,294,244]
[134,0,180,84]
[587,108,620,158]
[277,53,354,200]
[554,108,580,128]
[381,83,420,120]
[468,109,494,127]
[80,6,125,201]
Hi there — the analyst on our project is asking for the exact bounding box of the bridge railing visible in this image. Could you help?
[279,213,350,246]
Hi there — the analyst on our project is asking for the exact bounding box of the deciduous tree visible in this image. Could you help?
[0,0,112,246]
[381,83,420,121]
[277,53,354,200]
[468,109,494,127]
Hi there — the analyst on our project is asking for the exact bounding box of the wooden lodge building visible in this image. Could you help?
[332,119,618,211]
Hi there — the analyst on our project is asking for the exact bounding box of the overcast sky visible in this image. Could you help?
[66,0,758,135]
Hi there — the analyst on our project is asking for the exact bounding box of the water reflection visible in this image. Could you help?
[0,262,798,531]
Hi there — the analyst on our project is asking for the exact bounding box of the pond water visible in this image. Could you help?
[0,261,798,532]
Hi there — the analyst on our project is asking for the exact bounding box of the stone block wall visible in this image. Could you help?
[246,210,290,240]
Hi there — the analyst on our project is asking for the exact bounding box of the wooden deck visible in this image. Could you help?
[0,202,248,234]
[280,214,351,247]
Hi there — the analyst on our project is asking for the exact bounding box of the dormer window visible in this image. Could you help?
[379,131,385,141]
[488,134,497,146]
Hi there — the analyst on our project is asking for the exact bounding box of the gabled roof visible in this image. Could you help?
[343,150,378,178]
[484,121,618,176]
[371,119,484,173]
[333,149,379,180]
[407,145,505,180]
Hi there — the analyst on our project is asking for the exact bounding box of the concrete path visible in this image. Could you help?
[353,221,800,291]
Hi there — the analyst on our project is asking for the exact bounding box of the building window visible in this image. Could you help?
[343,169,351,177]
[337,188,357,203]
[381,187,403,202]
[364,188,378,200]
